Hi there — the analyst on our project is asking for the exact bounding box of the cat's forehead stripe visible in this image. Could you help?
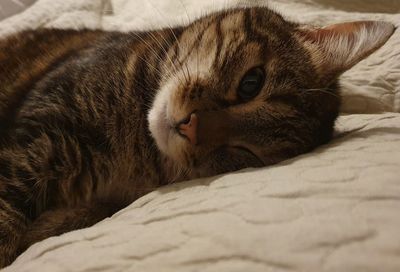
[217,13,248,69]
[176,9,257,83]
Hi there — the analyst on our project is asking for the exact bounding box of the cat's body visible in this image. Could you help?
[0,6,394,267]
[0,28,183,265]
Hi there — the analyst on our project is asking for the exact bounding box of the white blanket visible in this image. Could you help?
[1,0,400,271]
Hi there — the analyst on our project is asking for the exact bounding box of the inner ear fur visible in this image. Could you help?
[296,21,395,82]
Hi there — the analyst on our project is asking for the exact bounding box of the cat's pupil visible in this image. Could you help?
[238,67,265,100]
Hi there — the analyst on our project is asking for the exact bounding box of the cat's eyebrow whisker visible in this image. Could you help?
[176,0,201,83]
[145,1,192,86]
[146,0,185,54]
[184,62,191,83]
[129,31,175,79]
[130,76,155,99]
[177,0,193,27]
[176,54,190,84]
[134,53,165,79]
[129,32,163,63]
[147,31,181,80]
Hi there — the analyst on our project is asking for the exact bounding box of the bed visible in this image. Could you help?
[1,0,400,271]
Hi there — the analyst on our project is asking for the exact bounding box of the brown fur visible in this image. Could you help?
[0,7,393,267]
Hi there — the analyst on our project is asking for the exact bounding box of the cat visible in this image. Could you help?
[0,5,394,267]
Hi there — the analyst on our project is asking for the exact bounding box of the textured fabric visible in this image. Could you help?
[0,0,36,21]
[1,0,399,271]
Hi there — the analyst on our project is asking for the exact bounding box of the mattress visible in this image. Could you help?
[1,0,400,271]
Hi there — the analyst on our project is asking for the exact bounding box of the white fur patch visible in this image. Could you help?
[148,75,188,163]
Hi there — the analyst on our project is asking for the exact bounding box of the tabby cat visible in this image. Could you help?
[0,5,394,267]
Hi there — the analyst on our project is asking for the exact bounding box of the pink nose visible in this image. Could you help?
[178,113,198,145]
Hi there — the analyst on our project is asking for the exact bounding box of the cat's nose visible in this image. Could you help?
[177,113,198,145]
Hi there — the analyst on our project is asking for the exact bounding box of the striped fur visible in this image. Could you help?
[0,7,393,266]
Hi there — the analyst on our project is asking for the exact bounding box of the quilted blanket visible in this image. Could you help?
[1,0,400,271]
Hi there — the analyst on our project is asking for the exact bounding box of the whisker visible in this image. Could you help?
[136,53,165,79]
[177,0,203,83]
[147,31,180,78]
[176,0,200,84]
[177,0,193,26]
[300,88,341,99]
[145,0,192,87]
[146,0,181,45]
[184,62,191,83]
[129,31,173,78]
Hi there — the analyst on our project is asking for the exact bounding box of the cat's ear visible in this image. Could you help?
[297,21,395,80]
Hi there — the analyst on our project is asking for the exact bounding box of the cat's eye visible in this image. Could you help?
[237,67,265,100]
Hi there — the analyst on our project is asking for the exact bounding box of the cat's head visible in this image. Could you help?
[148,7,394,178]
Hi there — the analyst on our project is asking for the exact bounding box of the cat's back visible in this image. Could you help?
[0,29,106,129]
[0,28,105,85]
